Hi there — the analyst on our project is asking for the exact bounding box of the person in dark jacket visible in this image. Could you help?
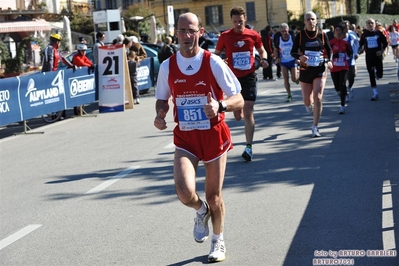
[127,51,140,104]
[199,35,214,51]
[326,25,335,41]
[158,36,175,63]
[42,33,62,72]
[261,25,275,80]
[42,33,67,119]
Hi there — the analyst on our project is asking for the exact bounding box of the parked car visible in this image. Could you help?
[142,43,162,53]
[58,46,160,92]
[139,45,160,79]
[207,37,261,69]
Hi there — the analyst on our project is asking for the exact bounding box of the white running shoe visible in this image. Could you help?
[305,104,314,113]
[208,239,226,262]
[339,106,345,114]
[348,88,354,99]
[193,202,210,243]
[311,126,321,138]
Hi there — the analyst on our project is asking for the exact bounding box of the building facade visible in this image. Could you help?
[144,0,348,33]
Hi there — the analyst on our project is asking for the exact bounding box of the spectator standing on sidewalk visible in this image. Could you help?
[157,36,175,63]
[72,44,93,68]
[42,33,67,119]
[358,18,388,101]
[129,36,147,62]
[93,31,105,100]
[199,34,215,51]
[290,11,333,138]
[260,25,275,80]
[273,27,282,79]
[127,51,140,104]
[93,31,105,65]
[215,6,269,161]
[72,43,94,115]
[154,12,244,262]
[42,33,62,72]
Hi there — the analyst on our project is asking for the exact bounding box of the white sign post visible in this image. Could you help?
[167,5,175,36]
[98,44,125,113]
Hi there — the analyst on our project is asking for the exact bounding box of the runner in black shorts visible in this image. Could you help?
[358,18,388,101]
[291,11,332,138]
[237,72,258,101]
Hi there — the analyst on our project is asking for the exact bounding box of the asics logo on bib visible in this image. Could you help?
[174,79,186,84]
[181,98,202,105]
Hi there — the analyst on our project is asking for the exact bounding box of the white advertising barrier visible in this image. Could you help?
[98,44,125,113]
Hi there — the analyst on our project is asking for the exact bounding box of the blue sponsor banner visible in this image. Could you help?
[65,68,96,107]
[0,77,23,125]
[137,57,154,90]
[0,68,95,126]
[19,70,66,119]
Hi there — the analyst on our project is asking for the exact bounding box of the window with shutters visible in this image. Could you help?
[173,8,189,26]
[246,2,256,22]
[204,5,223,26]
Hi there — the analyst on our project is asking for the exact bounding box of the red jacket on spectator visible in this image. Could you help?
[72,53,93,68]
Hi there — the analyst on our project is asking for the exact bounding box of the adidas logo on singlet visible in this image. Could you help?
[186,65,194,71]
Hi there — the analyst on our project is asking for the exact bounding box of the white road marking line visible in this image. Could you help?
[382,180,396,250]
[0,224,42,250]
[164,142,175,149]
[258,88,273,96]
[85,166,141,194]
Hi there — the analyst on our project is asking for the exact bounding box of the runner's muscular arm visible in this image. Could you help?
[256,46,269,68]
[224,93,244,112]
[155,99,169,114]
[154,99,170,130]
[204,92,244,119]
[290,33,301,60]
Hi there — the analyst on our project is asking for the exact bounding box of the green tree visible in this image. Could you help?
[69,12,94,35]
[122,4,158,39]
[0,41,11,64]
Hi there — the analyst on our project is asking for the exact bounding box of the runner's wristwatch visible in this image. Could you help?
[218,101,227,113]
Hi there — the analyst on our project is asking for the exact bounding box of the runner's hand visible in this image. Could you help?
[261,58,269,68]
[154,109,167,130]
[204,92,218,119]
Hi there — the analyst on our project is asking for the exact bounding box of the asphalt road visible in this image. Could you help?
[1,54,398,266]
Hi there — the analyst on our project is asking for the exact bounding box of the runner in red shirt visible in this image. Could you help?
[154,12,244,262]
[329,24,353,114]
[215,6,269,161]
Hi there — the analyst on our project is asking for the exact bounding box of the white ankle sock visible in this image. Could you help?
[212,232,224,241]
[196,200,208,215]
[373,88,378,95]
